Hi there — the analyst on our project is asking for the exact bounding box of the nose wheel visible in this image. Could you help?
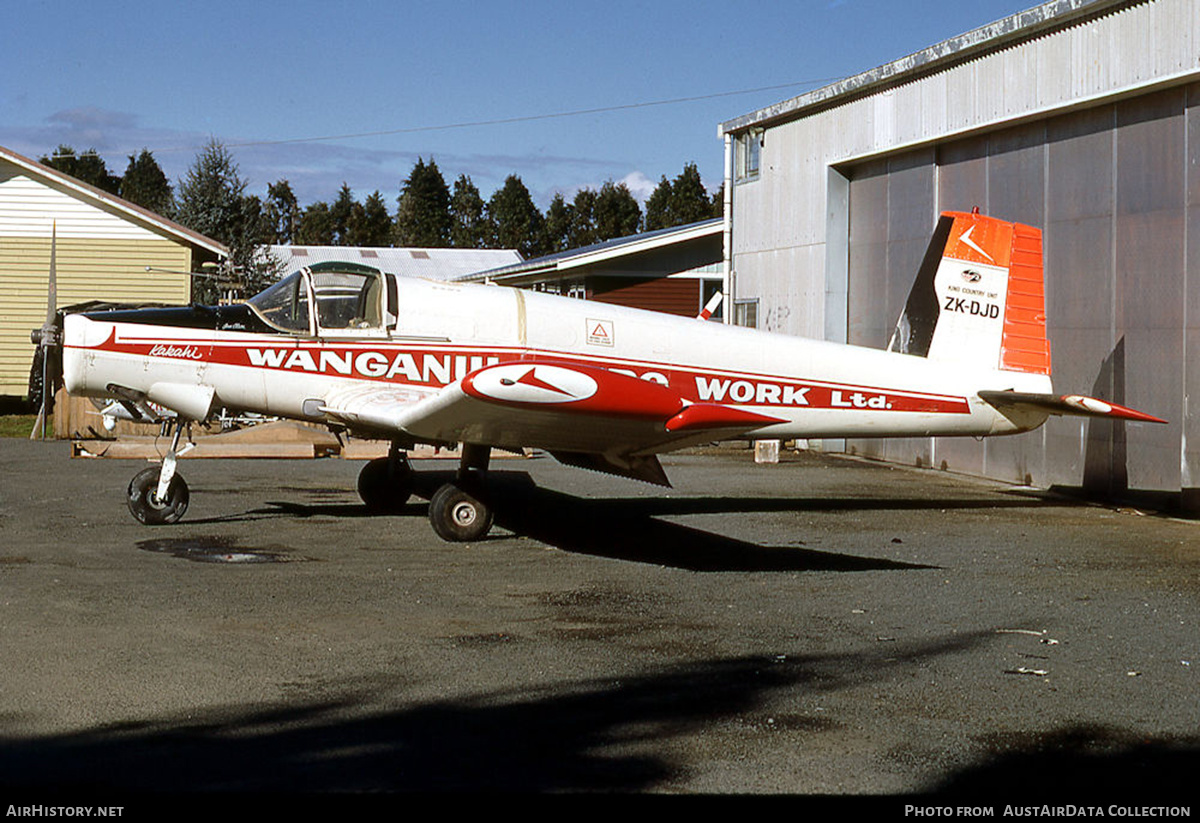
[126,419,190,525]
[127,466,190,524]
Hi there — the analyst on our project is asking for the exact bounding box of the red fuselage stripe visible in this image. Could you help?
[76,328,972,414]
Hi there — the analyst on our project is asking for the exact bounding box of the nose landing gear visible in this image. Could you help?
[126,419,190,525]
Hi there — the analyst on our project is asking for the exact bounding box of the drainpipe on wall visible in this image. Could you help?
[722,132,734,325]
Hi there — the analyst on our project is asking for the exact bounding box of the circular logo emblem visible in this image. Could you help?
[469,364,598,405]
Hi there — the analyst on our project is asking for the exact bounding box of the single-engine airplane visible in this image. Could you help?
[33,210,1165,541]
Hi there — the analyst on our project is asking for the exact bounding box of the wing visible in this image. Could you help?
[323,360,786,485]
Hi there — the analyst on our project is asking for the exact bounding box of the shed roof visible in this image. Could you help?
[719,0,1129,136]
[456,218,723,286]
[261,245,522,281]
[0,144,228,258]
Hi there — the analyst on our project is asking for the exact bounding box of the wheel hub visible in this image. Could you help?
[451,501,478,527]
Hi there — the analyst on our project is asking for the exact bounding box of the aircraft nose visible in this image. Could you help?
[61,314,101,395]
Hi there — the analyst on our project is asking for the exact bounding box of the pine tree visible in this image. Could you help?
[709,182,725,219]
[395,158,451,247]
[644,163,712,230]
[175,140,247,244]
[668,162,712,225]
[330,183,355,245]
[644,175,673,231]
[449,174,488,249]
[348,191,393,247]
[487,175,545,258]
[264,180,301,244]
[175,140,267,300]
[567,188,598,249]
[593,180,642,240]
[543,193,572,253]
[296,202,334,245]
[119,149,173,216]
[41,145,121,194]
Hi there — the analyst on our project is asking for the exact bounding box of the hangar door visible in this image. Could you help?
[843,84,1199,501]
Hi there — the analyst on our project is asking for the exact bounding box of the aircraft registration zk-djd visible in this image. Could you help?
[30,210,1164,542]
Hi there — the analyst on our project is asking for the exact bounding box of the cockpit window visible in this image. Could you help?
[312,270,381,330]
[246,271,311,334]
[246,266,386,336]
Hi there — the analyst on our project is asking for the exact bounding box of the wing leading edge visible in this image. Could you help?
[323,360,786,485]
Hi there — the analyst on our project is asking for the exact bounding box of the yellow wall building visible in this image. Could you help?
[0,146,227,397]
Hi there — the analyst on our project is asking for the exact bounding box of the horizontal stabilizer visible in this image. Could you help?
[978,390,1166,424]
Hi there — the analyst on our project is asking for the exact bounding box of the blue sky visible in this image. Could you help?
[3,0,1038,209]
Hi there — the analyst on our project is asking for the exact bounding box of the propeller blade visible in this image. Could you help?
[32,222,61,440]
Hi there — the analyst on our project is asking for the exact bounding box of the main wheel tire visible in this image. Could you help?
[127,466,189,525]
[357,457,413,511]
[428,482,494,542]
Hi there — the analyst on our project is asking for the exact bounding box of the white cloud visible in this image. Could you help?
[619,170,657,203]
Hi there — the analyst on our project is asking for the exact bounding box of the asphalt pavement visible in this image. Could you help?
[1,439,1197,802]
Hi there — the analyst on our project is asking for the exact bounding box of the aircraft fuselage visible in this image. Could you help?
[63,273,1049,448]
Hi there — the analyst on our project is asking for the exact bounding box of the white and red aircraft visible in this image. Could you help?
[42,210,1164,541]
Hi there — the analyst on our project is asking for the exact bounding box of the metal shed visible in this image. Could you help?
[719,0,1200,505]
[260,245,522,283]
[458,219,724,318]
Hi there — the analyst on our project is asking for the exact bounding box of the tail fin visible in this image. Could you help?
[889,211,1050,376]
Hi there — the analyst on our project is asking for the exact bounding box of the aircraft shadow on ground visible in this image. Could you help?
[211,468,1072,572]
[931,724,1200,797]
[236,469,958,572]
[1,632,1194,795]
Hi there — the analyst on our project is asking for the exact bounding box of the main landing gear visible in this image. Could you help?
[357,440,495,542]
[428,443,494,543]
[127,420,190,525]
[356,440,414,512]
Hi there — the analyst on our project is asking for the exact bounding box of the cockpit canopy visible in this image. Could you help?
[246,262,390,336]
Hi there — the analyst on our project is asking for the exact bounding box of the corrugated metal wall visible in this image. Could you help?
[843,83,1199,495]
[730,0,1200,341]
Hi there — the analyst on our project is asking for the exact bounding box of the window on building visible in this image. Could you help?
[736,130,762,182]
[700,279,724,322]
[734,298,758,329]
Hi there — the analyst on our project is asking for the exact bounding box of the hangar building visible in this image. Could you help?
[719,0,1200,505]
